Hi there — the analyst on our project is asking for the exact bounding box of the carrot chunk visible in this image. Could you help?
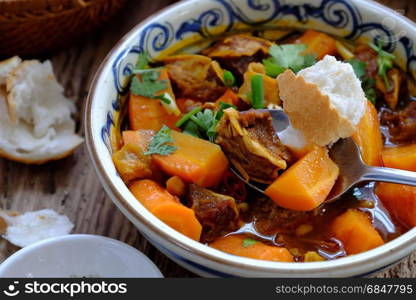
[209,235,293,262]
[264,147,339,211]
[376,183,416,228]
[122,130,155,150]
[128,69,179,131]
[215,89,240,106]
[382,144,416,172]
[294,30,337,60]
[152,131,229,187]
[352,101,383,166]
[330,209,384,255]
[166,176,187,197]
[129,179,202,240]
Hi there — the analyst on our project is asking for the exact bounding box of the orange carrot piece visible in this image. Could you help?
[209,235,293,262]
[294,30,337,60]
[265,147,339,211]
[376,183,416,228]
[129,179,202,240]
[382,144,416,172]
[166,176,187,197]
[215,89,240,106]
[152,131,229,187]
[122,130,155,150]
[330,209,384,255]
[128,94,179,131]
[352,101,384,166]
[128,69,179,131]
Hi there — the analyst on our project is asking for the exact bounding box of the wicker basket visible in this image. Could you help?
[0,0,125,56]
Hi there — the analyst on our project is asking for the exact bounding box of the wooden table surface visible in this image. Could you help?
[0,0,415,278]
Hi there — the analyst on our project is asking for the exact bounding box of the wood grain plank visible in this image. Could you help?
[0,0,415,278]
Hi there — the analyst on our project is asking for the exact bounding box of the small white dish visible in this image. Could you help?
[0,234,163,278]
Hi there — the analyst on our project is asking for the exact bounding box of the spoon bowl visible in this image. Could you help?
[230,110,416,204]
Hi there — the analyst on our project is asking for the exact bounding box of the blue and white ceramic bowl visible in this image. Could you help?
[86,0,416,277]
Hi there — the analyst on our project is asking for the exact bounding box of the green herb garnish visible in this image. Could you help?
[242,238,258,248]
[347,58,366,79]
[130,70,168,99]
[369,41,395,91]
[263,44,316,77]
[177,102,235,142]
[144,125,177,156]
[223,70,236,87]
[362,77,377,104]
[347,58,377,104]
[175,107,202,128]
[133,51,150,72]
[183,120,202,138]
[251,74,264,109]
[216,102,235,120]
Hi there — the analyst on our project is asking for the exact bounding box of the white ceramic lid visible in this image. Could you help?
[0,234,163,278]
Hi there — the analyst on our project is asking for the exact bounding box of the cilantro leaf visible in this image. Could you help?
[362,77,377,104]
[347,58,367,79]
[130,70,168,99]
[133,51,150,72]
[368,41,395,91]
[194,110,215,130]
[347,59,377,104]
[183,120,202,138]
[242,238,257,248]
[263,44,316,77]
[177,103,236,142]
[263,59,286,78]
[144,125,177,156]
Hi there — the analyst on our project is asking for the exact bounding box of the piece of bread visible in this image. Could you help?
[277,55,366,146]
[0,57,83,164]
[0,209,73,248]
[0,56,21,87]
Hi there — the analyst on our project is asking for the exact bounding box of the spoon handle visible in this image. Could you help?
[361,166,416,186]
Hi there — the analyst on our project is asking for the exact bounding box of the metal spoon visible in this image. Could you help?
[325,137,416,203]
[230,110,416,203]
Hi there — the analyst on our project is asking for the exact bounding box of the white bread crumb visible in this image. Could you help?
[0,57,83,164]
[1,209,74,247]
[278,55,366,146]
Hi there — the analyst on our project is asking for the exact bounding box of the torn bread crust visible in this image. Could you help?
[0,56,21,87]
[6,60,37,123]
[1,209,74,248]
[0,57,83,164]
[278,69,359,146]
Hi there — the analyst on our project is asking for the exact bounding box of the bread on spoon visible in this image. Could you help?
[277,55,366,146]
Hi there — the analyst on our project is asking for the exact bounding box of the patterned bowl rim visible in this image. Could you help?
[86,0,416,276]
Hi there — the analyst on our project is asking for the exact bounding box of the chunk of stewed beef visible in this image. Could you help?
[188,184,240,243]
[215,108,293,184]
